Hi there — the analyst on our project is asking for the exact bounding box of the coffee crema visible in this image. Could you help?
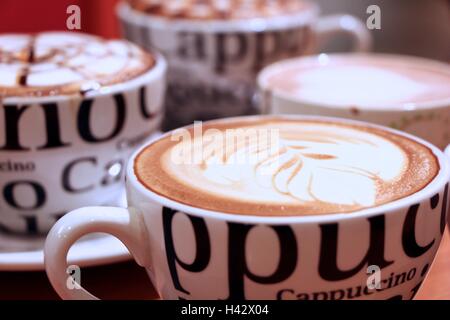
[261,55,450,108]
[127,0,308,20]
[135,117,439,216]
[0,32,155,97]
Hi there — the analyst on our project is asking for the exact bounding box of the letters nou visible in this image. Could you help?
[162,189,447,300]
[0,87,154,233]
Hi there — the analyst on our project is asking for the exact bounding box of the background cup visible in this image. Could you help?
[45,115,449,300]
[258,53,450,149]
[0,53,167,234]
[117,1,372,131]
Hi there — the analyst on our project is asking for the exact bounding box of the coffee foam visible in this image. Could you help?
[263,55,450,109]
[135,117,439,216]
[0,32,155,97]
[128,0,307,20]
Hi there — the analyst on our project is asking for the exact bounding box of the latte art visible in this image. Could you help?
[135,118,439,216]
[128,0,307,20]
[177,126,404,207]
[0,32,155,97]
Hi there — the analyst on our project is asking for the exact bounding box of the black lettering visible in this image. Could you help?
[387,295,403,300]
[0,105,30,151]
[312,292,328,300]
[385,272,395,289]
[410,282,422,299]
[402,204,435,258]
[440,184,448,235]
[407,268,416,281]
[177,32,205,60]
[253,31,281,72]
[227,223,297,300]
[215,33,248,73]
[394,272,407,287]
[362,285,374,296]
[276,289,295,300]
[139,86,156,119]
[318,215,393,281]
[37,103,68,150]
[330,289,345,300]
[296,293,309,300]
[346,286,362,299]
[77,95,126,143]
[162,207,211,295]
[3,180,46,210]
[23,216,38,234]
[62,157,97,193]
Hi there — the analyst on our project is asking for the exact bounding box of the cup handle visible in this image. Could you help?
[315,14,373,52]
[44,206,151,300]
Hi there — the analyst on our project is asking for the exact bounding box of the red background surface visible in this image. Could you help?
[0,0,121,38]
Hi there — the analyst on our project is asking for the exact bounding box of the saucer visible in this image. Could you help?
[0,191,130,272]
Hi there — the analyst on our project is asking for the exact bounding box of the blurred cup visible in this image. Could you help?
[258,53,450,149]
[0,32,167,234]
[117,0,372,131]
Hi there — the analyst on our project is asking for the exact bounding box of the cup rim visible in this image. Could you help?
[116,0,319,33]
[126,114,450,225]
[1,43,168,105]
[257,53,450,112]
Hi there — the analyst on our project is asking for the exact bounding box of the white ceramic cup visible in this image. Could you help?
[45,115,449,300]
[0,53,167,234]
[117,0,372,130]
[258,53,450,150]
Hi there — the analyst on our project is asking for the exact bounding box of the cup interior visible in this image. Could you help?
[258,53,450,112]
[2,49,167,106]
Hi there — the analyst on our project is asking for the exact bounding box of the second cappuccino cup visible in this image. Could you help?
[0,32,167,234]
[258,53,450,149]
[117,0,371,130]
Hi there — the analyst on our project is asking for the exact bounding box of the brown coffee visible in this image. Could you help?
[135,116,439,216]
[128,0,308,20]
[0,32,155,98]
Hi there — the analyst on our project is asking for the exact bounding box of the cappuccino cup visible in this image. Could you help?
[117,0,372,130]
[0,32,167,234]
[258,53,450,149]
[45,115,449,300]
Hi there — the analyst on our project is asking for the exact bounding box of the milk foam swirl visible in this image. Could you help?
[135,118,439,216]
[263,55,450,108]
[128,0,307,20]
[0,32,155,97]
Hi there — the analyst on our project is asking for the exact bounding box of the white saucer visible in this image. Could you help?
[0,191,131,272]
